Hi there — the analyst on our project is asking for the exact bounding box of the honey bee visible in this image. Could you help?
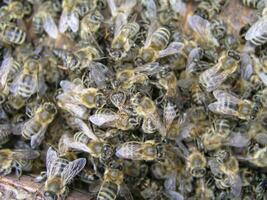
[115,140,165,161]
[59,0,93,33]
[191,83,208,106]
[32,0,60,39]
[187,15,219,47]
[245,8,267,46]
[251,54,267,86]
[0,148,39,177]
[109,21,140,61]
[240,147,267,167]
[80,10,104,42]
[2,94,26,115]
[97,161,133,200]
[0,22,26,45]
[43,147,86,200]
[135,23,184,65]
[186,150,206,178]
[0,1,30,22]
[59,79,106,109]
[156,70,178,99]
[0,49,22,92]
[199,51,240,92]
[21,102,57,149]
[10,57,41,99]
[208,90,260,120]
[131,93,166,137]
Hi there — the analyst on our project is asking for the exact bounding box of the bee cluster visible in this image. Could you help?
[1,0,267,199]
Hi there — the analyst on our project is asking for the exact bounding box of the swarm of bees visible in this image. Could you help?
[1,0,267,199]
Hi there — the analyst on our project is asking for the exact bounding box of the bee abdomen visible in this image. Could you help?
[150,27,170,50]
[97,182,118,200]
[0,124,11,145]
[3,25,26,45]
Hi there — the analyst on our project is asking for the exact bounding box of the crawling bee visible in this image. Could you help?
[43,147,86,200]
[199,51,240,92]
[115,140,165,161]
[186,150,206,178]
[0,1,31,22]
[109,21,140,61]
[97,161,133,200]
[32,0,60,39]
[0,148,39,177]
[208,90,260,120]
[0,22,26,45]
[10,57,41,99]
[22,102,57,149]
[135,23,184,65]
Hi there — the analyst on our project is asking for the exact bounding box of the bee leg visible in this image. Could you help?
[34,171,47,182]
[61,186,69,200]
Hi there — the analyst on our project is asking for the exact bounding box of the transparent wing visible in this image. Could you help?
[254,133,267,145]
[60,80,83,93]
[43,15,58,39]
[158,42,184,58]
[63,136,92,154]
[164,173,177,191]
[257,71,267,86]
[58,134,71,155]
[188,15,219,46]
[0,50,12,89]
[225,133,250,148]
[61,158,86,185]
[141,0,157,20]
[245,18,267,44]
[115,142,143,160]
[144,22,158,47]
[240,53,253,80]
[59,11,69,33]
[230,175,242,198]
[135,62,160,76]
[89,113,119,126]
[13,149,40,160]
[208,101,238,116]
[73,118,99,141]
[170,0,186,16]
[30,127,47,149]
[107,0,117,16]
[164,190,184,200]
[68,12,79,33]
[114,13,128,36]
[163,101,177,129]
[213,90,240,104]
[46,147,59,176]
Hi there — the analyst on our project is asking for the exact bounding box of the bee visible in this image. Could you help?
[242,0,267,9]
[10,57,41,99]
[43,147,86,200]
[213,118,231,137]
[191,82,207,106]
[61,131,114,164]
[79,168,101,184]
[187,15,219,47]
[97,161,133,200]
[208,90,260,120]
[0,22,26,45]
[109,21,140,61]
[240,147,267,167]
[0,1,30,22]
[186,150,206,178]
[156,70,178,99]
[199,51,240,92]
[32,0,60,39]
[115,140,165,161]
[80,10,104,42]
[0,148,39,177]
[0,49,22,92]
[59,80,106,109]
[135,23,184,65]
[245,8,267,46]
[131,93,166,137]
[2,94,26,115]
[21,102,57,149]
[59,0,94,33]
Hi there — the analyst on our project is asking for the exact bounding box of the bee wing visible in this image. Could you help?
[89,113,119,127]
[0,50,12,89]
[119,183,133,200]
[229,175,242,198]
[12,149,40,160]
[61,158,86,185]
[107,0,117,17]
[240,53,253,80]
[59,10,69,33]
[114,13,128,36]
[245,18,267,46]
[257,71,267,86]
[43,15,58,39]
[115,142,143,160]
[170,0,186,16]
[144,22,159,47]
[164,190,184,200]
[254,133,267,145]
[224,133,250,148]
[30,127,47,149]
[46,147,59,176]
[208,101,239,116]
[164,173,177,191]
[213,90,240,104]
[187,15,219,47]
[135,62,160,76]
[60,80,82,93]
[68,12,79,33]
[73,118,99,141]
[141,0,157,20]
[63,136,92,154]
[158,42,184,58]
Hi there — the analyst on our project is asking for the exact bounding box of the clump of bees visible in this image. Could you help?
[1,0,267,199]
